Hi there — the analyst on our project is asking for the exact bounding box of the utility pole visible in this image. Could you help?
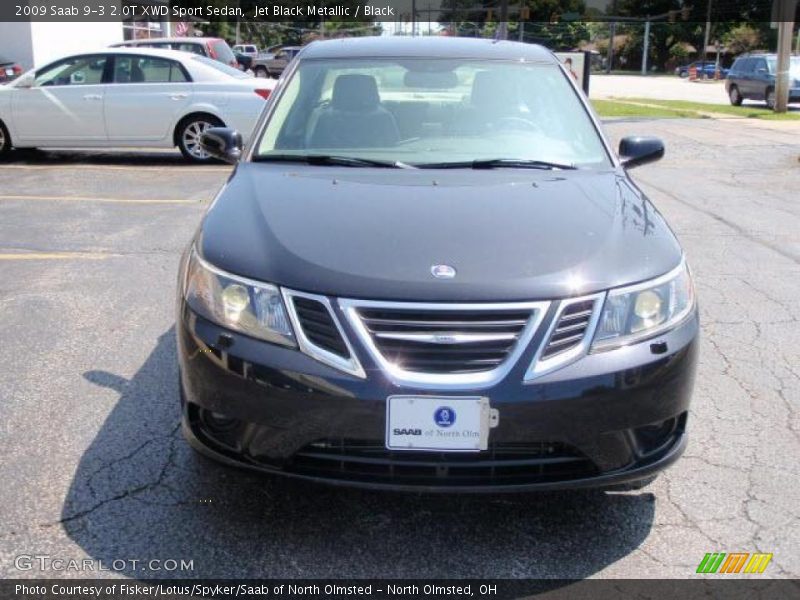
[411,0,416,36]
[497,0,509,40]
[641,18,651,75]
[702,0,713,77]
[235,0,241,44]
[607,21,616,73]
[773,0,798,113]
[776,20,794,112]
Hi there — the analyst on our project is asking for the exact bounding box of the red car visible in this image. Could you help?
[0,56,23,84]
[112,37,239,70]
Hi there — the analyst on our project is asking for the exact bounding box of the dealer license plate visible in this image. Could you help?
[386,395,498,452]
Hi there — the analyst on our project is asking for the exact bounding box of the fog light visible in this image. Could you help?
[203,410,240,434]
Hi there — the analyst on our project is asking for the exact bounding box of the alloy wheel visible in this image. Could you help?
[182,120,214,160]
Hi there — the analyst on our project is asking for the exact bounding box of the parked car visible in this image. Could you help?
[675,61,729,79]
[178,37,698,492]
[113,37,239,70]
[234,52,253,72]
[1,55,23,85]
[726,53,800,109]
[251,46,302,78]
[232,44,260,58]
[0,48,275,162]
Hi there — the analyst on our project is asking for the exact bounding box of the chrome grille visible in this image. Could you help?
[340,299,550,388]
[292,296,350,358]
[359,308,528,374]
[282,289,366,379]
[541,299,596,359]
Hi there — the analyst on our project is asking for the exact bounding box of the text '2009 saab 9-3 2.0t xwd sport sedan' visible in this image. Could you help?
[177,37,699,492]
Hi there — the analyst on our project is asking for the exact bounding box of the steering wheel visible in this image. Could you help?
[494,117,540,133]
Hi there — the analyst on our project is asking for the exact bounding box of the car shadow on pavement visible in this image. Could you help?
[6,148,228,168]
[64,327,656,580]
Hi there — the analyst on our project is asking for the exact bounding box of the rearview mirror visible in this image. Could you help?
[618,136,665,169]
[200,127,243,165]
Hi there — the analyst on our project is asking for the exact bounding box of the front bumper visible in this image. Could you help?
[177,302,699,492]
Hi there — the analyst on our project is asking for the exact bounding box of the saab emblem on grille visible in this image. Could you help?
[431,264,456,279]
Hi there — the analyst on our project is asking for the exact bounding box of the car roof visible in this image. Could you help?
[117,37,222,45]
[94,47,201,61]
[299,36,556,63]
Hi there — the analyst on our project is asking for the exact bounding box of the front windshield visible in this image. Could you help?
[255,58,610,168]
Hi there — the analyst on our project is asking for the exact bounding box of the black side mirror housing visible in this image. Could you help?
[618,136,665,169]
[200,127,243,164]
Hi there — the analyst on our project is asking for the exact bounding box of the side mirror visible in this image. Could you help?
[618,136,665,169]
[200,127,243,164]
[14,74,34,89]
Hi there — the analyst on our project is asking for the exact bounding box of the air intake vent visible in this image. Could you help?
[292,296,350,358]
[540,299,596,360]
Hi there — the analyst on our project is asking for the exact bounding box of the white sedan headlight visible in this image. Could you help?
[592,260,695,351]
[183,248,295,347]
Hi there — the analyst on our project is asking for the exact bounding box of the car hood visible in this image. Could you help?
[199,163,683,301]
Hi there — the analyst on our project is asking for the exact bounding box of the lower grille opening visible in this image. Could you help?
[284,438,598,487]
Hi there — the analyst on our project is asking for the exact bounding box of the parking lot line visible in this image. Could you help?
[0,251,115,260]
[0,164,228,173]
[0,194,198,205]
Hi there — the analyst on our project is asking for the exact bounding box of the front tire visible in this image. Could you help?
[728,85,743,106]
[0,121,11,158]
[254,66,269,78]
[176,115,223,163]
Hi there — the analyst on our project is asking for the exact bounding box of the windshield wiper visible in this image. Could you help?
[417,158,578,170]
[253,154,416,169]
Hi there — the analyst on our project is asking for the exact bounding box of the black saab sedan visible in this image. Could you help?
[177,37,698,492]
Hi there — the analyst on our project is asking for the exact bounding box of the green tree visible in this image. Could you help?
[723,24,763,55]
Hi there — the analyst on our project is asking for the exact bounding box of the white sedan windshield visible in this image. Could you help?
[256,58,610,168]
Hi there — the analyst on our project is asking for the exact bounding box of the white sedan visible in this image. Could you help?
[0,47,276,162]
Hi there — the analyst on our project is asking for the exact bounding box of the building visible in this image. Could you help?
[0,1,190,70]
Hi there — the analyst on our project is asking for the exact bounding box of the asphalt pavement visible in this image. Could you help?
[0,119,798,580]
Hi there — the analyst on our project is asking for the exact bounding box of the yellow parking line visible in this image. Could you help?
[0,164,228,173]
[0,194,198,204]
[0,251,115,260]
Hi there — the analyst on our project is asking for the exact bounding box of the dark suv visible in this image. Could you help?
[726,53,800,108]
[177,37,699,492]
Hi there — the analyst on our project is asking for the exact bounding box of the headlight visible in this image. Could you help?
[183,248,295,347]
[591,260,695,351]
